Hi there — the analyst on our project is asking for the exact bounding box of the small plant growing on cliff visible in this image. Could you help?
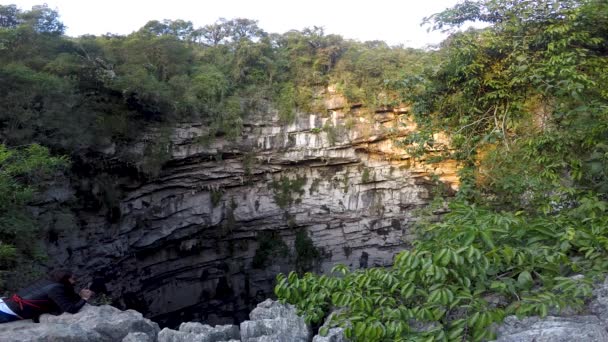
[221,197,238,238]
[252,231,289,268]
[341,174,350,194]
[211,189,223,207]
[141,128,172,178]
[271,175,307,209]
[295,229,320,274]
[323,122,338,146]
[344,117,356,131]
[243,152,256,179]
[361,168,373,183]
[309,178,321,195]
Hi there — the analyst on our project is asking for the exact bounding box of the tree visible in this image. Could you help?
[0,4,20,29]
[411,0,608,203]
[197,18,231,46]
[20,4,65,34]
[139,19,194,41]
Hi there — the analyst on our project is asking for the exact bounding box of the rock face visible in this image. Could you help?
[39,95,459,325]
[0,304,159,342]
[157,322,240,342]
[493,276,608,342]
[240,299,310,342]
[312,327,347,342]
[0,300,313,342]
[494,316,608,342]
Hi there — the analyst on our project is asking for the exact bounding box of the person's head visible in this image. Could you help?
[48,269,76,286]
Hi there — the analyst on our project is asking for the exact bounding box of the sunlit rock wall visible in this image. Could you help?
[43,90,459,327]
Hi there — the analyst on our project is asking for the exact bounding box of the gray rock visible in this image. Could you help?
[122,331,154,342]
[157,322,239,342]
[312,310,349,342]
[248,337,280,342]
[158,328,194,342]
[0,304,159,342]
[179,322,239,339]
[494,315,608,342]
[312,327,348,342]
[0,319,102,342]
[240,299,310,342]
[248,299,297,321]
[590,276,608,321]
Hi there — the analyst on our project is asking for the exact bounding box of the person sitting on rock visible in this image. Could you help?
[0,269,94,323]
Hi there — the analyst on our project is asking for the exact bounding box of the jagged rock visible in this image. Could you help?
[590,276,608,321]
[0,304,159,342]
[312,327,348,342]
[494,315,608,342]
[158,322,240,342]
[240,299,310,342]
[312,311,349,342]
[0,319,102,342]
[122,332,154,342]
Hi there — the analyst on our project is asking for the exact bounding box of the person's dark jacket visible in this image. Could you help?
[4,279,86,319]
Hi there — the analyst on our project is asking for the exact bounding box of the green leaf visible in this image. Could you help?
[518,271,533,289]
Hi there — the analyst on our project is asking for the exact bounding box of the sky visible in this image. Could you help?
[2,0,463,48]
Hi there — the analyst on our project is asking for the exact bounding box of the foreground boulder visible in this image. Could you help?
[0,304,159,342]
[312,326,348,342]
[495,315,608,342]
[240,299,311,342]
[312,311,348,342]
[492,276,608,342]
[0,300,309,342]
[158,322,240,342]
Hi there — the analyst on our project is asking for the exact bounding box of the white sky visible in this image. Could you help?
[2,0,463,48]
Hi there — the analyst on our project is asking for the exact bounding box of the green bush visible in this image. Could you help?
[0,144,68,288]
[276,197,607,341]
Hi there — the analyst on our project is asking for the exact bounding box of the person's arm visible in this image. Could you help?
[47,285,87,314]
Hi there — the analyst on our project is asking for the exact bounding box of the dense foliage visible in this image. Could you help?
[0,144,67,286]
[0,5,426,157]
[275,0,608,341]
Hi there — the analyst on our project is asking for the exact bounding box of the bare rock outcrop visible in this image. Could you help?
[0,304,159,342]
[39,93,459,325]
[157,322,240,342]
[240,299,310,342]
[494,316,608,342]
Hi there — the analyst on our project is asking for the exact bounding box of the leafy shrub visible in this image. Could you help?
[271,175,307,209]
[0,144,68,288]
[276,197,607,341]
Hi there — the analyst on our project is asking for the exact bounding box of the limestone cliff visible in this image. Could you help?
[40,89,459,327]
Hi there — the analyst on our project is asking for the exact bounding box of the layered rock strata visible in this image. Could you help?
[42,94,459,326]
